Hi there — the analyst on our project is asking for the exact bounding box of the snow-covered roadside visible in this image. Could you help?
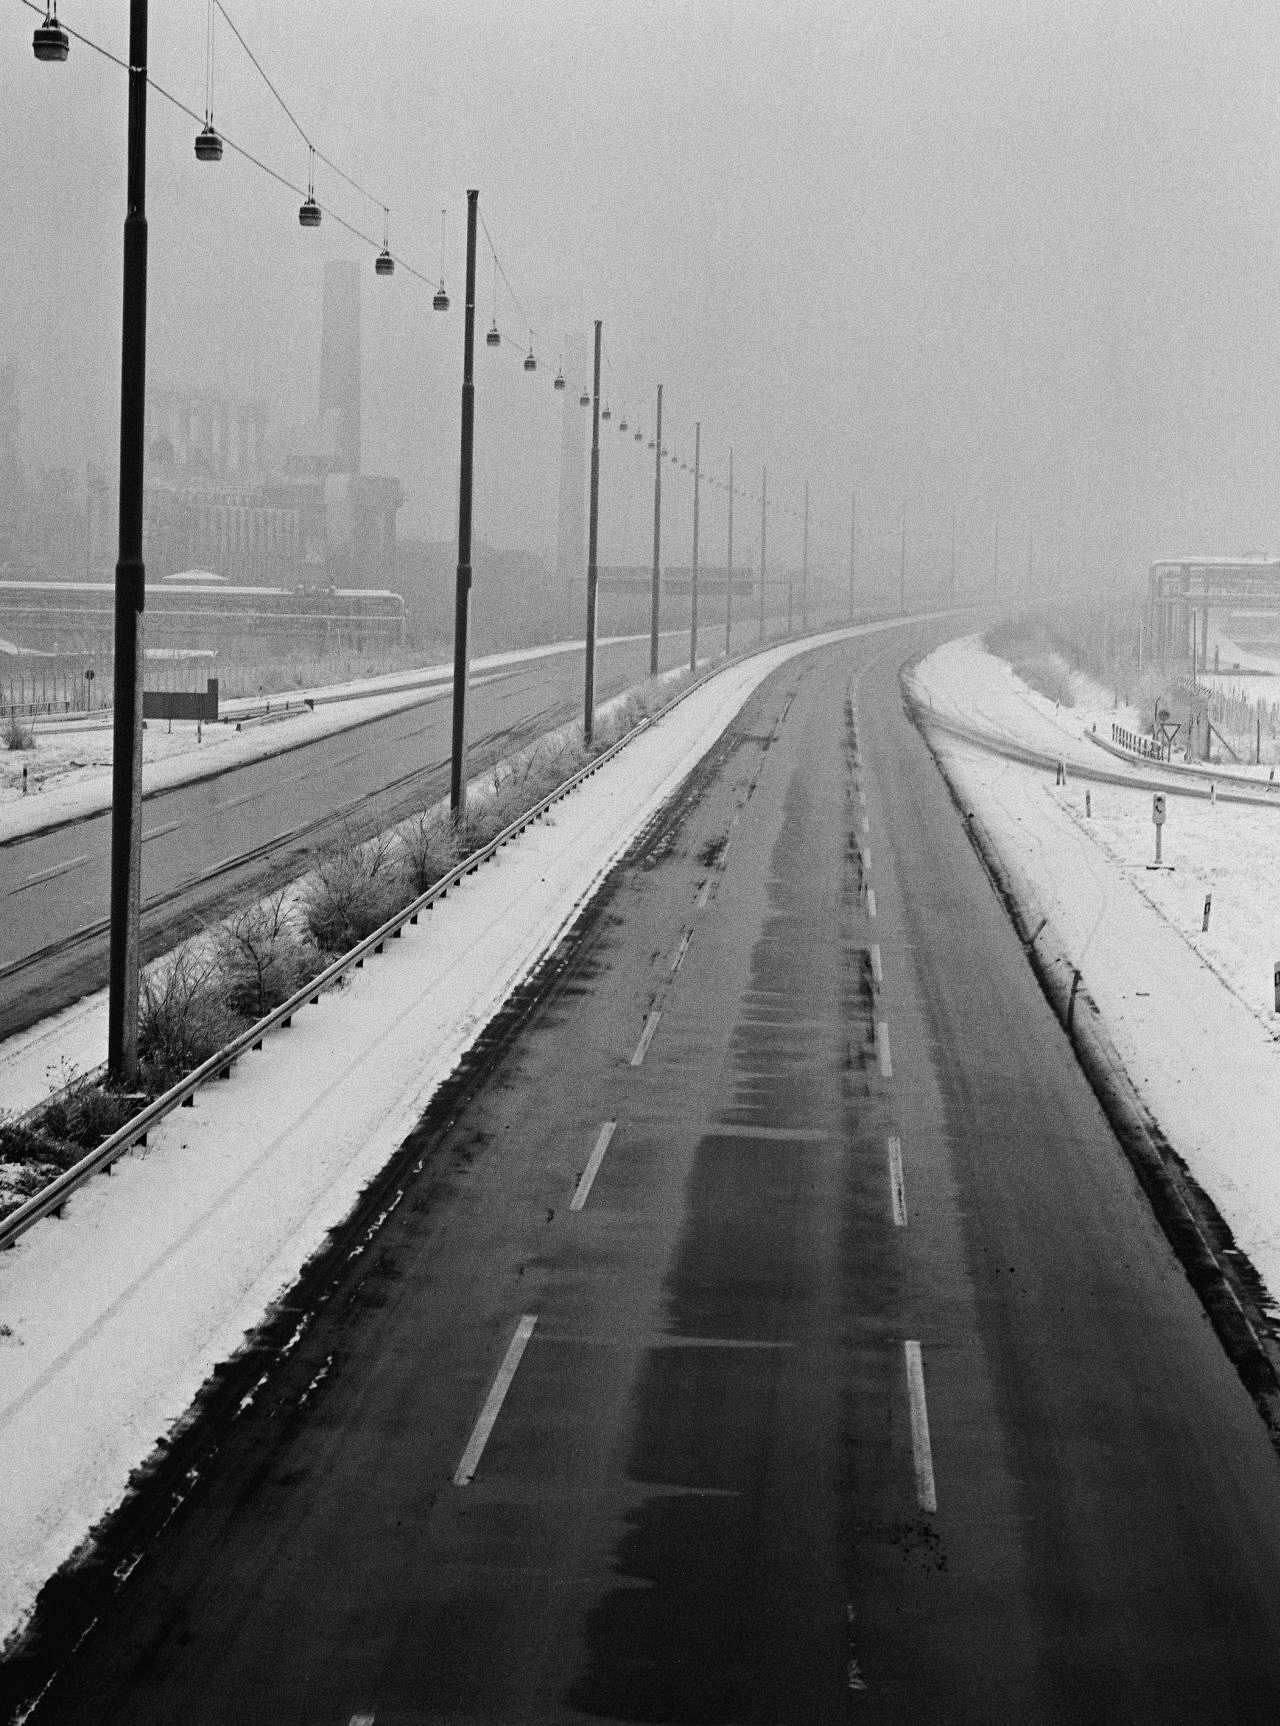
[913,634,1280,1322]
[0,620,900,1653]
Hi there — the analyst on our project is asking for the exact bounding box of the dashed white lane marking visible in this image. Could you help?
[15,853,89,891]
[870,943,883,985]
[571,1120,617,1211]
[858,788,867,808]
[867,888,877,919]
[696,878,713,910]
[904,1340,938,1512]
[349,1714,375,1725]
[142,817,184,843]
[454,1315,538,1486]
[630,1009,662,1066]
[876,1020,893,1078]
[860,815,870,836]
[888,1135,907,1226]
[670,928,693,974]
[859,847,871,874]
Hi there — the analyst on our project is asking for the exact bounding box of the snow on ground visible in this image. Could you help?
[0,619,902,1652]
[915,632,1280,1327]
[0,630,678,838]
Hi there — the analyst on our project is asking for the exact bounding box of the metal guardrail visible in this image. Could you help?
[1112,721,1165,761]
[0,666,720,1252]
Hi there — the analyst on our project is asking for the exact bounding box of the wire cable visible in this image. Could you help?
[14,0,436,288]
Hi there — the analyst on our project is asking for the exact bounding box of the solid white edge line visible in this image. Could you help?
[870,943,883,985]
[904,1340,938,1513]
[876,1020,893,1078]
[867,887,877,919]
[888,1134,907,1226]
[454,1315,538,1486]
[631,1009,662,1066]
[571,1120,618,1211]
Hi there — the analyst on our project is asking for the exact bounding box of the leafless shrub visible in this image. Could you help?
[397,810,459,896]
[215,889,322,1020]
[138,948,242,1093]
[36,1074,141,1151]
[303,828,401,956]
[3,713,34,750]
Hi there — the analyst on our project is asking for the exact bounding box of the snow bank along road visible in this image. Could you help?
[914,636,1280,1341]
[11,622,1280,1723]
[0,629,698,1041]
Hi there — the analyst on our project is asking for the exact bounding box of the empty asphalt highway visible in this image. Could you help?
[13,629,1280,1723]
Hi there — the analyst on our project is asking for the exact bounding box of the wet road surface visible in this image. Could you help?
[13,631,1280,1723]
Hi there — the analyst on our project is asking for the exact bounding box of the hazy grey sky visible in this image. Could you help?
[5,0,1280,596]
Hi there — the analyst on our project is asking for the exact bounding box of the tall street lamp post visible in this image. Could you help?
[689,421,701,673]
[801,480,809,632]
[583,319,602,744]
[107,0,150,1084]
[759,465,767,641]
[724,447,734,656]
[449,188,479,819]
[649,383,663,676]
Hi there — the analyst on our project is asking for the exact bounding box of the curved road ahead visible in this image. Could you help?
[0,631,694,1040]
[12,628,1280,1722]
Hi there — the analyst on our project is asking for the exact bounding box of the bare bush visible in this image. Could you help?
[36,1075,142,1152]
[303,828,401,956]
[138,949,241,1093]
[215,889,321,1020]
[3,712,34,750]
[397,811,458,896]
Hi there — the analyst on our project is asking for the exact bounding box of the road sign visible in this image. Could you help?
[1152,794,1166,826]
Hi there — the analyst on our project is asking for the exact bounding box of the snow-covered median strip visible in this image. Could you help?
[0,621,894,1652]
[912,633,1280,1325]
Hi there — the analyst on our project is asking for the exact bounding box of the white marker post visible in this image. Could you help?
[1150,793,1166,868]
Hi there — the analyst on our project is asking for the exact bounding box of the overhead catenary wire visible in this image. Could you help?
[16,2,835,550]
[212,0,389,221]
[13,0,439,287]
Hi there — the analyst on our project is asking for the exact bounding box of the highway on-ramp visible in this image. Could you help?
[13,628,1280,1722]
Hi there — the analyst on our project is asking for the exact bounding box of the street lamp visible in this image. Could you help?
[649,383,663,676]
[583,320,602,745]
[724,447,734,656]
[689,422,701,673]
[31,0,146,1088]
[105,0,152,1084]
[32,5,69,60]
[450,189,479,819]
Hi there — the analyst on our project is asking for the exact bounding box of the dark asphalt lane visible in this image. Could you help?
[0,630,695,1039]
[15,631,1280,1723]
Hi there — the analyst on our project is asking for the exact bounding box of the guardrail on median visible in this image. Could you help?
[0,665,719,1253]
[1111,722,1166,762]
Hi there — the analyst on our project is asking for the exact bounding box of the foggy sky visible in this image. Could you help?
[4,0,1280,599]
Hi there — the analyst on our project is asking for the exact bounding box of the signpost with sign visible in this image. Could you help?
[1150,793,1166,868]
